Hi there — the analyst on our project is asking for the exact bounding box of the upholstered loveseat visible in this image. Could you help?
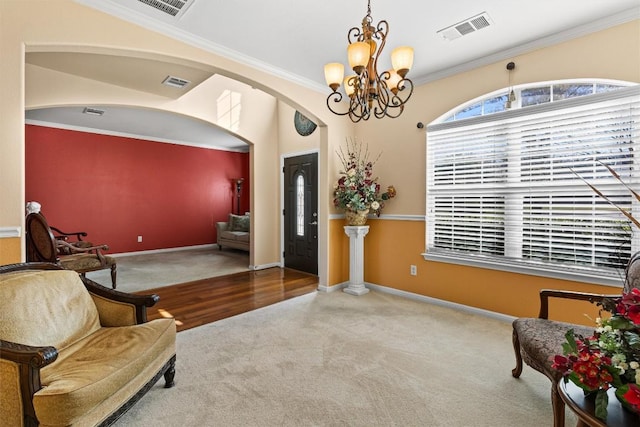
[216,213,250,252]
[0,263,176,427]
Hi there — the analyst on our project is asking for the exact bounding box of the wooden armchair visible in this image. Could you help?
[50,225,94,254]
[511,253,640,427]
[25,212,118,288]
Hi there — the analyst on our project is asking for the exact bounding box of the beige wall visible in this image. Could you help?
[0,0,352,286]
[1,1,639,314]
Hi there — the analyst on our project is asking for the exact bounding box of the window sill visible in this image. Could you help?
[422,251,625,288]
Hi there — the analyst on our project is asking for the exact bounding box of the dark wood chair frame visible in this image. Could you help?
[50,225,89,243]
[511,252,640,427]
[25,212,117,288]
[511,290,611,427]
[0,262,176,427]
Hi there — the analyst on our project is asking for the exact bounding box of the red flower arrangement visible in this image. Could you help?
[553,289,640,420]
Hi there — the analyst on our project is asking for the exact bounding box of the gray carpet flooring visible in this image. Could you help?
[86,246,250,292]
[115,290,578,426]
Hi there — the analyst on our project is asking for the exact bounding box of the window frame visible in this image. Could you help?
[424,82,640,288]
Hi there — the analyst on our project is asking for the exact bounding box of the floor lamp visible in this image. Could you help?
[233,178,244,215]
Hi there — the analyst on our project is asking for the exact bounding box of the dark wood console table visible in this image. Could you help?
[558,381,639,427]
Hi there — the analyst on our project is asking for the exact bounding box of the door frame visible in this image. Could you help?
[280,149,320,273]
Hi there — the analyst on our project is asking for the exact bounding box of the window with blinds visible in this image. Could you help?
[426,84,640,283]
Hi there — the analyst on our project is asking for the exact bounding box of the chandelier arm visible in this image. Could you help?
[350,83,369,123]
[348,26,363,44]
[382,79,414,118]
[349,97,365,122]
[326,92,352,117]
[382,104,405,119]
[395,78,414,104]
[360,69,372,115]
[372,21,387,76]
[374,20,389,42]
[373,72,391,118]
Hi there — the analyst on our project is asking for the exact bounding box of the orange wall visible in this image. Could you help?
[0,238,21,265]
[330,218,618,326]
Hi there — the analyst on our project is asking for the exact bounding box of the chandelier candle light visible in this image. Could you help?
[324,0,414,122]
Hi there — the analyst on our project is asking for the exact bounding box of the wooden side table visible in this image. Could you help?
[558,381,639,427]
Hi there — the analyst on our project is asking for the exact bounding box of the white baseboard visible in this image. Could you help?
[365,282,516,324]
[317,282,347,293]
[111,244,217,258]
[319,280,515,324]
[250,262,281,270]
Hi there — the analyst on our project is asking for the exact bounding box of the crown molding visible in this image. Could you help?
[25,120,250,153]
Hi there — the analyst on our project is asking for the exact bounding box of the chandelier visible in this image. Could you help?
[324,0,414,122]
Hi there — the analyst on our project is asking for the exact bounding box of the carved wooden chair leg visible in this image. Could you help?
[110,264,117,289]
[551,381,565,427]
[164,356,176,388]
[511,327,523,378]
[25,415,38,427]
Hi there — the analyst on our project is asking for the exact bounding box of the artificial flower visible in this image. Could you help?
[333,139,397,216]
[553,292,640,420]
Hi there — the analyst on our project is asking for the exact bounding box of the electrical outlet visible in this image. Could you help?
[137,235,143,243]
[410,265,417,276]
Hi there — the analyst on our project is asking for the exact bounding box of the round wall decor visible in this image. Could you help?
[294,111,317,136]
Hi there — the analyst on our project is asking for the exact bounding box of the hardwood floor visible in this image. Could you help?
[139,268,318,332]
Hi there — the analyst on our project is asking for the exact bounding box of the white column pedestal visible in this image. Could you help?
[343,225,370,296]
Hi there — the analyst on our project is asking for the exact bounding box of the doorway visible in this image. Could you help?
[283,153,318,275]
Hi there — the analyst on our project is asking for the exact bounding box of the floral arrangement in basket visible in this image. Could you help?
[333,139,397,217]
[552,161,640,419]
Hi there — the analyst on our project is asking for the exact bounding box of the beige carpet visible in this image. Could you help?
[86,246,249,292]
[115,290,577,426]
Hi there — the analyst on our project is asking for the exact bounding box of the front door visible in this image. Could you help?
[283,153,318,275]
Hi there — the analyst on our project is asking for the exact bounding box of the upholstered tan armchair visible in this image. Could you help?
[0,262,176,427]
[511,253,640,427]
[25,212,118,288]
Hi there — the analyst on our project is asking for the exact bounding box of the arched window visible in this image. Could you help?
[439,79,632,122]
[425,80,640,285]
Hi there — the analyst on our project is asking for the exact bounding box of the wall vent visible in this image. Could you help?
[136,0,193,18]
[162,75,191,89]
[437,12,493,41]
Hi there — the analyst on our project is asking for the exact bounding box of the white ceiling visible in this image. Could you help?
[26,0,640,150]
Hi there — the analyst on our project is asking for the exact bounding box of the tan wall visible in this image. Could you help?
[277,102,321,155]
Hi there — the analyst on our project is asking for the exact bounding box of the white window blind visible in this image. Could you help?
[426,85,640,282]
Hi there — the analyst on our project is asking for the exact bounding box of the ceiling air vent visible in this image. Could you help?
[82,107,105,116]
[136,0,193,18]
[162,75,191,89]
[437,12,493,41]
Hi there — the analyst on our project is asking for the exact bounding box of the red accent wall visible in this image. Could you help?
[25,125,250,253]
